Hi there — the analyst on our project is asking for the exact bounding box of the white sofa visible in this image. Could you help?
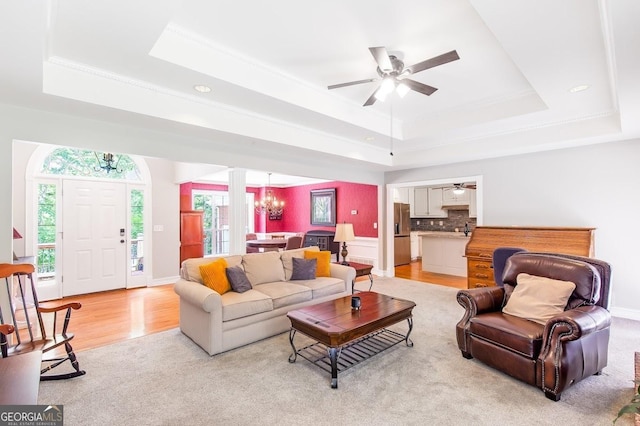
[174,246,356,355]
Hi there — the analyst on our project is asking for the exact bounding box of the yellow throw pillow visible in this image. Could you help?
[304,250,331,277]
[199,258,231,294]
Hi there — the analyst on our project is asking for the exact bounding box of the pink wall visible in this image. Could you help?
[180,180,378,237]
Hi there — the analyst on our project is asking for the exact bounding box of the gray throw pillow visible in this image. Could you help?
[290,257,317,280]
[226,266,252,293]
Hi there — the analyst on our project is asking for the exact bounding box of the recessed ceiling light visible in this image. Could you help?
[194,85,211,93]
[364,136,375,141]
[569,84,590,93]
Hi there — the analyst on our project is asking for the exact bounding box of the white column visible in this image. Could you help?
[228,169,247,255]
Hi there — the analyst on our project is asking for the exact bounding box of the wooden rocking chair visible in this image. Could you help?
[0,263,85,380]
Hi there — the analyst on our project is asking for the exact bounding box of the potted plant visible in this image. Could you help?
[613,381,640,424]
[614,352,640,425]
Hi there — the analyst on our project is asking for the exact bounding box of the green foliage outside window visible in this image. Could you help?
[41,148,141,180]
[37,184,56,274]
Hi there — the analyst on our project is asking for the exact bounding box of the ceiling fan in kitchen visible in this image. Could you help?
[433,183,476,194]
[327,46,460,106]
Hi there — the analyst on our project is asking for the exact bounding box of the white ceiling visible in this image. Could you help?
[2,0,639,184]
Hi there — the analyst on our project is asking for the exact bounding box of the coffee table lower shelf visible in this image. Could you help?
[288,328,411,388]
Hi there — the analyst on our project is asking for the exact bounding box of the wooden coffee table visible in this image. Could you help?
[287,291,415,388]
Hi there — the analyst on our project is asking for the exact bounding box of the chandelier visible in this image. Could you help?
[94,152,122,173]
[255,173,284,215]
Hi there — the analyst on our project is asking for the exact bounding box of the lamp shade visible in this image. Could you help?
[13,228,22,239]
[334,223,355,242]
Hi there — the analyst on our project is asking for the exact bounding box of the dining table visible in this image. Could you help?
[246,239,288,250]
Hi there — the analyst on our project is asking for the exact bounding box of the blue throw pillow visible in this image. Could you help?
[290,257,317,280]
[226,266,253,293]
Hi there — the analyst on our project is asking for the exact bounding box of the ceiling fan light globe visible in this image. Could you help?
[380,78,395,94]
[452,188,465,195]
[396,82,410,98]
[374,89,389,102]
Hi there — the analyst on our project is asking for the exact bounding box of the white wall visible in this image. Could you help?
[145,157,180,282]
[386,138,640,319]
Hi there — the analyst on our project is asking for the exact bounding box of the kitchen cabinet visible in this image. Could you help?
[468,189,477,218]
[412,187,429,217]
[410,232,421,260]
[421,232,468,276]
[393,187,410,203]
[427,188,447,217]
[411,187,447,218]
[442,188,470,205]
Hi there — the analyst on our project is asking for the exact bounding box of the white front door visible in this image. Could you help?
[62,180,127,296]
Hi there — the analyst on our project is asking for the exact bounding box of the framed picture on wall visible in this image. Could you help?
[310,188,336,226]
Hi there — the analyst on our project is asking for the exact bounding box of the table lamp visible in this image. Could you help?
[334,223,355,265]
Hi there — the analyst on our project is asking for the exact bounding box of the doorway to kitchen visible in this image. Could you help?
[387,175,483,286]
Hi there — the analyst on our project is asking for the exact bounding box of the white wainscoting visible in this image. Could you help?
[342,237,382,276]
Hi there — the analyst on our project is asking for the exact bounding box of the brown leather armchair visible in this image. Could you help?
[456,252,611,401]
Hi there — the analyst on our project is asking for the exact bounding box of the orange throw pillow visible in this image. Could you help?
[304,250,331,277]
[199,258,231,294]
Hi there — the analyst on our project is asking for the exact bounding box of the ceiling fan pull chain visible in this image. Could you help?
[389,100,394,156]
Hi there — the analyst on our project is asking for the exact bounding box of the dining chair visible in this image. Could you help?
[284,236,303,250]
[246,233,259,253]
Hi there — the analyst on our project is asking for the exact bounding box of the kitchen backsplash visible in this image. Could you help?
[411,209,477,233]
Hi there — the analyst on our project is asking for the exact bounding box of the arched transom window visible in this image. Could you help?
[40,148,142,180]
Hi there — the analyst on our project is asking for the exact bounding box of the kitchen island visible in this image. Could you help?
[419,232,470,277]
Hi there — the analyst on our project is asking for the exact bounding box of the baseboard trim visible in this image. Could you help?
[611,307,640,322]
[150,276,179,287]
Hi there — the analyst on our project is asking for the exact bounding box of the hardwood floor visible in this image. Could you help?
[55,260,464,353]
[394,260,468,289]
[47,285,179,354]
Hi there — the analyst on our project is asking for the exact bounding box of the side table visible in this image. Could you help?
[336,261,373,293]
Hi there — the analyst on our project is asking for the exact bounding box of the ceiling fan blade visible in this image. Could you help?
[407,50,460,74]
[402,79,438,96]
[328,78,378,90]
[363,85,381,106]
[369,46,393,71]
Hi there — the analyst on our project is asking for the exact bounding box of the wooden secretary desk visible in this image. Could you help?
[465,226,595,289]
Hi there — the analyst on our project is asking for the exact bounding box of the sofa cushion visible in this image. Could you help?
[281,246,318,280]
[503,273,576,325]
[183,255,243,284]
[252,282,312,309]
[242,251,285,286]
[221,290,273,322]
[292,276,345,299]
[291,257,317,280]
[304,250,331,277]
[226,266,253,293]
[199,258,231,294]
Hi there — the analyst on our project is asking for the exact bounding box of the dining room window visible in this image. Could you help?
[192,190,255,256]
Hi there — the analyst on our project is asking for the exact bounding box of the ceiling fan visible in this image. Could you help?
[328,46,460,106]
[433,183,476,193]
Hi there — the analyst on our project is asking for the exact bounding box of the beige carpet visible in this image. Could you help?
[38,277,639,425]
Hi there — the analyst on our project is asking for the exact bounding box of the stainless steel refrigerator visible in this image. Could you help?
[393,203,411,266]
